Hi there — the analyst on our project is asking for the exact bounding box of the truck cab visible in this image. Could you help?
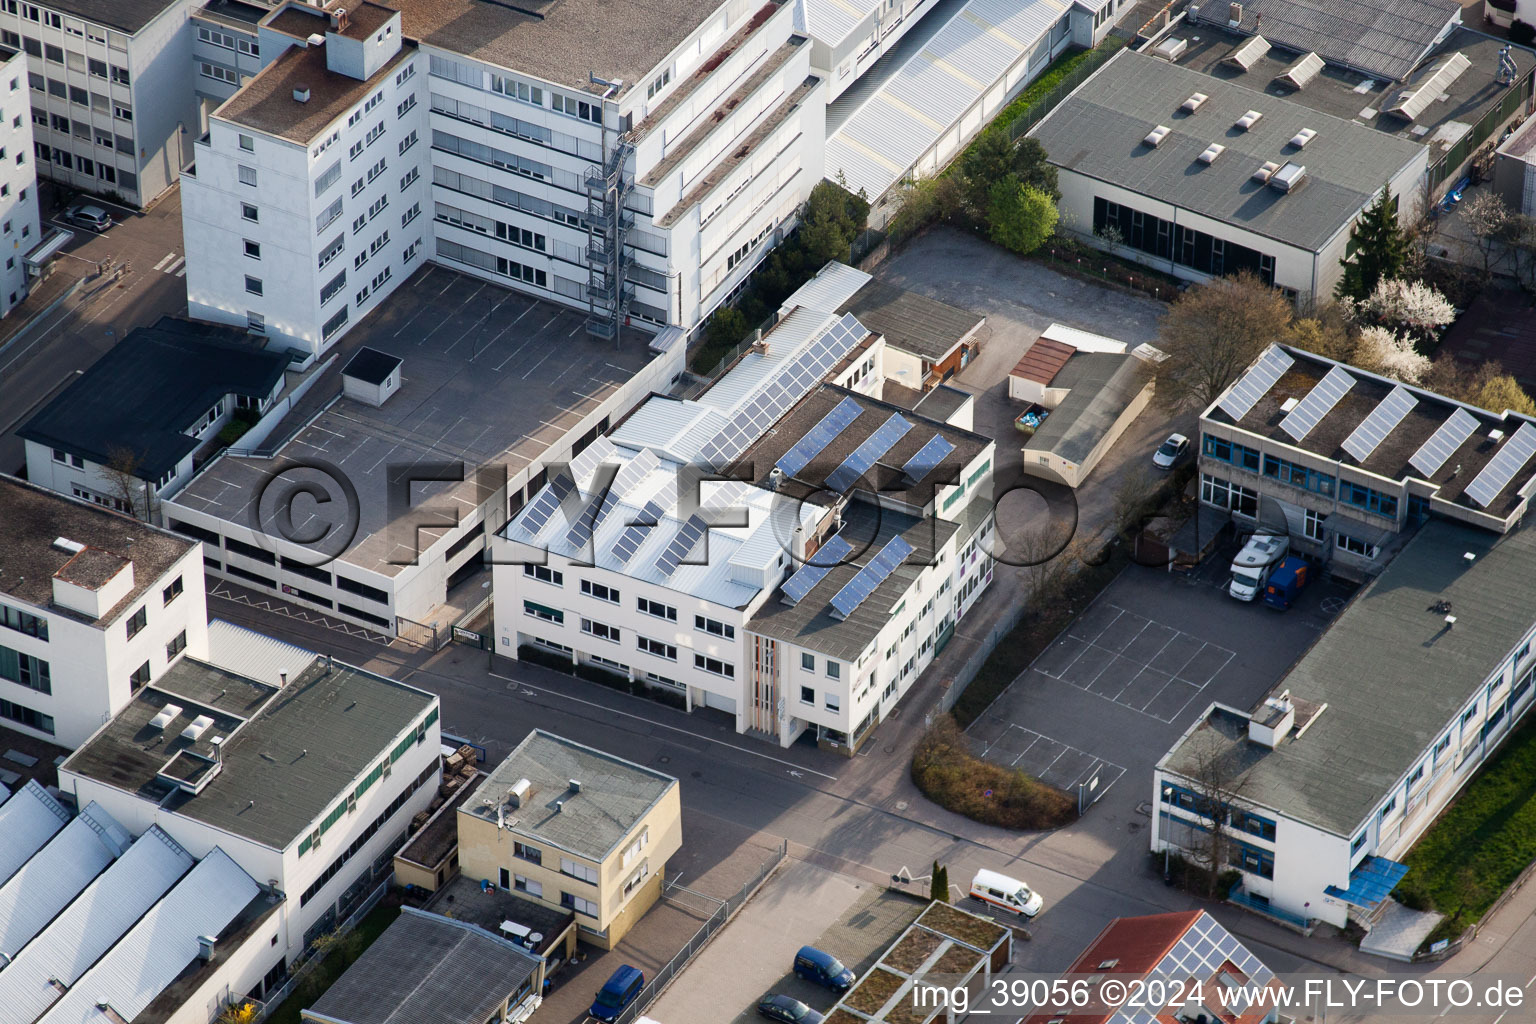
[1229,533,1290,601]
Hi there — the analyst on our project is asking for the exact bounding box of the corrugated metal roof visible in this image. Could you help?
[778,262,872,316]
[0,826,193,1024]
[1207,0,1460,82]
[205,618,317,687]
[1011,337,1077,384]
[826,0,1069,197]
[0,801,129,960]
[0,780,70,887]
[696,308,841,414]
[799,0,881,47]
[39,846,260,1024]
[1039,323,1127,353]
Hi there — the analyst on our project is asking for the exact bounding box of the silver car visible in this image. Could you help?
[1152,433,1189,469]
[67,204,112,231]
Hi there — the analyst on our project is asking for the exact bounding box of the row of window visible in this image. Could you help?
[0,643,49,693]
[1093,197,1276,285]
[0,601,47,641]
[33,108,132,154]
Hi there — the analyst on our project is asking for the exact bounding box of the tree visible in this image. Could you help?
[929,861,950,903]
[1511,19,1536,46]
[961,130,1017,217]
[1350,277,1456,347]
[102,445,153,521]
[1111,465,1161,544]
[704,306,748,351]
[1012,137,1059,200]
[1476,374,1536,417]
[1335,186,1407,301]
[1285,303,1357,363]
[887,174,964,244]
[798,180,868,270]
[987,179,1057,255]
[1462,191,1512,280]
[1504,214,1536,293]
[1173,725,1252,900]
[1152,272,1294,411]
[1355,325,1431,384]
[216,1003,258,1024]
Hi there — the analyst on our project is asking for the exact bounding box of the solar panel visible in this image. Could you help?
[1279,366,1356,441]
[611,500,665,564]
[776,397,864,478]
[1341,386,1418,463]
[565,450,662,548]
[519,472,574,535]
[781,535,855,605]
[826,413,916,492]
[1217,348,1294,421]
[829,535,913,619]
[1409,407,1479,478]
[1465,422,1536,508]
[655,514,708,575]
[902,434,956,482]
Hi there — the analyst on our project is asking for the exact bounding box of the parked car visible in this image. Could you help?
[968,868,1043,917]
[757,994,825,1024]
[1152,433,1189,469]
[794,945,855,992]
[589,965,644,1023]
[65,204,112,231]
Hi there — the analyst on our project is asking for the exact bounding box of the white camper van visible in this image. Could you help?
[1228,533,1290,601]
[969,869,1043,917]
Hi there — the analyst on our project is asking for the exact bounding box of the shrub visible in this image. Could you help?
[1511,19,1535,46]
[911,715,1076,829]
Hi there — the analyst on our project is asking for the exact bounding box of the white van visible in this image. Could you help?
[969,868,1043,917]
[1228,533,1290,602]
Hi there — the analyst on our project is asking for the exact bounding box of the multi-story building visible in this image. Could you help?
[0,47,40,317]
[0,0,203,206]
[1155,516,1536,935]
[457,729,681,950]
[0,474,208,747]
[183,0,826,352]
[1196,344,1536,579]
[60,642,443,963]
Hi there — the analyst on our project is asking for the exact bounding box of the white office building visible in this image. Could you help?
[0,47,40,317]
[0,475,208,747]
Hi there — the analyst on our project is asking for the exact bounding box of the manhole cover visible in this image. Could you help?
[896,801,908,811]
[884,745,896,754]
[658,755,670,764]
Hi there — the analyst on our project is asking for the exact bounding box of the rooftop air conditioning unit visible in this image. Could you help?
[1144,124,1172,147]
[1289,128,1317,148]
[1152,36,1188,61]
[293,85,312,103]
[1269,162,1307,192]
[1235,110,1263,130]
[1252,160,1280,183]
[150,704,185,731]
[1181,92,1209,113]
[1198,143,1225,164]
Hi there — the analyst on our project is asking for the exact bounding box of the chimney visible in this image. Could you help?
[334,5,350,32]
[769,467,784,490]
[569,779,582,794]
[197,936,217,963]
[293,85,311,103]
[554,800,564,813]
[280,671,288,687]
[1227,1,1242,26]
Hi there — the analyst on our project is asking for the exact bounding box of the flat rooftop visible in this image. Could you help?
[216,34,416,143]
[397,770,481,870]
[429,873,574,958]
[62,655,436,849]
[170,263,661,577]
[194,0,270,29]
[48,0,181,33]
[0,476,194,627]
[1172,26,1533,158]
[1165,516,1536,837]
[1031,48,1427,254]
[1024,352,1150,468]
[465,730,676,862]
[1207,345,1536,523]
[838,279,984,363]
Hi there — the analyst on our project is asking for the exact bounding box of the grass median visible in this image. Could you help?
[911,715,1077,830]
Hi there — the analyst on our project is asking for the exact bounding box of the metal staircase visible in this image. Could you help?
[585,131,634,342]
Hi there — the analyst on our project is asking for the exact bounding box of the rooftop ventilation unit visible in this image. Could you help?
[1235,109,1263,130]
[1269,162,1307,192]
[1223,34,1270,72]
[182,715,215,741]
[1151,36,1188,61]
[1277,52,1325,90]
[293,84,312,103]
[1198,143,1225,164]
[1280,397,1300,413]
[1144,125,1171,148]
[52,537,85,555]
[1180,92,1209,113]
[1289,128,1317,148]
[150,704,184,730]
[508,778,532,807]
[1252,160,1280,182]
[1490,429,1506,442]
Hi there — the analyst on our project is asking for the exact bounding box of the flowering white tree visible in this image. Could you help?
[1357,325,1431,384]
[1353,277,1457,344]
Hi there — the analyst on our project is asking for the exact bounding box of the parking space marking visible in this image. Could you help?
[973,724,1126,797]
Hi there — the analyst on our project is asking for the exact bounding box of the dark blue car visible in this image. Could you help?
[589,964,644,1022]
[793,945,854,992]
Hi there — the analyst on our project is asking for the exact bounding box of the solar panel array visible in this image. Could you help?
[776,397,864,478]
[1279,365,1356,441]
[565,450,661,548]
[519,472,575,535]
[826,413,916,492]
[1217,348,1294,421]
[1409,407,1479,478]
[1465,422,1536,508]
[1341,386,1418,463]
[902,434,956,482]
[829,535,914,620]
[1106,914,1273,1024]
[611,500,666,564]
[696,314,867,469]
[781,535,855,605]
[656,513,709,576]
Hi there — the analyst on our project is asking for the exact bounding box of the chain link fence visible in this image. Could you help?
[1005,37,1128,144]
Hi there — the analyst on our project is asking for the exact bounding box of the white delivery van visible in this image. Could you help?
[969,869,1043,917]
[1228,533,1289,601]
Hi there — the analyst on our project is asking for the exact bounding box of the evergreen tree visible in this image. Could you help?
[987,179,1058,255]
[1335,185,1407,300]
[961,130,1016,217]
[930,861,950,904]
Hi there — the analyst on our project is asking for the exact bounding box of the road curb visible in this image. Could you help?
[0,275,87,363]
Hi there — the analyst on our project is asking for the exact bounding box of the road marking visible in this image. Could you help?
[489,670,837,781]
[153,252,176,271]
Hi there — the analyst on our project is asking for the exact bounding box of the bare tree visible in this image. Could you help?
[1505,213,1536,293]
[1111,465,1161,544]
[1171,725,1252,900]
[1152,272,1295,411]
[101,445,153,521]
[1462,191,1511,280]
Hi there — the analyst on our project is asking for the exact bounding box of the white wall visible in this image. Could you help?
[0,51,39,317]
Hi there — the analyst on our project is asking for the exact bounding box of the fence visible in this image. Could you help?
[613,838,789,1024]
[396,615,447,651]
[253,877,392,1021]
[1005,37,1127,144]
[934,600,1028,718]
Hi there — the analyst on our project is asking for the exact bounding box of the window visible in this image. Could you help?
[1407,763,1425,788]
[524,600,562,624]
[695,615,734,640]
[827,660,841,680]
[580,580,619,603]
[1336,532,1380,559]
[317,196,344,233]
[800,685,814,704]
[0,697,52,735]
[514,874,543,898]
[801,653,815,671]
[551,92,602,124]
[238,164,257,186]
[167,630,188,659]
[1351,832,1367,855]
[694,654,735,678]
[560,858,599,883]
[398,129,417,154]
[1380,795,1398,820]
[247,311,265,335]
[0,645,50,693]
[315,161,342,196]
[825,693,840,712]
[113,103,132,122]
[561,892,598,917]
[637,596,676,621]
[0,603,47,641]
[581,618,620,643]
[130,661,151,691]
[163,577,184,605]
[523,564,563,586]
[244,239,261,260]
[238,133,254,152]
[1303,508,1327,542]
[245,275,263,296]
[318,234,345,270]
[623,860,650,898]
[637,636,676,661]
[513,842,541,864]
[646,67,672,99]
[321,269,347,305]
[241,202,259,223]
[491,75,543,105]
[126,606,147,639]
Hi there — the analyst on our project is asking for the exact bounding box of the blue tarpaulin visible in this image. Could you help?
[1325,856,1410,907]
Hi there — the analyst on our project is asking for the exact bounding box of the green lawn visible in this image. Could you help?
[262,903,401,1024]
[1395,711,1536,935]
